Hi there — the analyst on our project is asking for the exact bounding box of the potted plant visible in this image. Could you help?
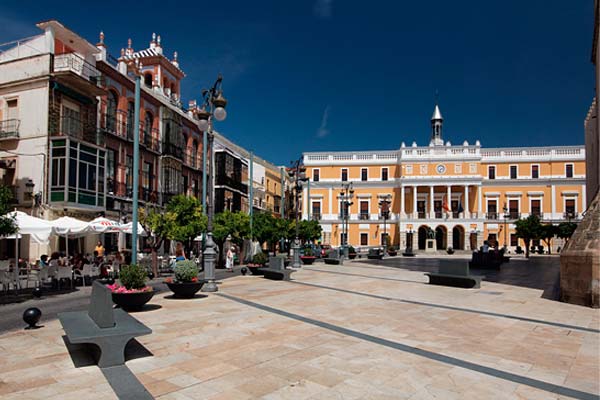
[387,246,398,256]
[108,264,154,311]
[446,246,454,255]
[348,246,357,260]
[247,253,267,275]
[300,247,316,265]
[164,260,204,298]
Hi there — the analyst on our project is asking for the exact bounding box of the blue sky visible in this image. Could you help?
[0,0,594,165]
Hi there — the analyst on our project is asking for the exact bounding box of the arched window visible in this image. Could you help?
[106,90,118,132]
[144,111,153,145]
[144,73,153,88]
[191,140,198,168]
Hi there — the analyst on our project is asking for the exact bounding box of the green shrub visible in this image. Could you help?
[252,252,268,266]
[119,264,148,290]
[303,247,314,257]
[348,245,356,253]
[174,260,198,282]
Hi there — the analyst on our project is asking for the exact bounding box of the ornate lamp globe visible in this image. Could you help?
[196,106,210,131]
[212,92,228,121]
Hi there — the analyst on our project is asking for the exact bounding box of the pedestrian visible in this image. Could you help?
[226,247,234,272]
[95,241,105,257]
[175,242,186,261]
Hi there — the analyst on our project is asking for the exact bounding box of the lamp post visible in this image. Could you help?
[502,203,510,250]
[379,195,391,254]
[339,182,354,258]
[287,158,308,268]
[196,75,227,292]
[126,59,142,265]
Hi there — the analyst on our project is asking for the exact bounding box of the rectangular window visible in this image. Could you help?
[488,166,496,180]
[360,201,369,220]
[6,99,18,120]
[565,164,573,178]
[340,233,347,246]
[341,168,348,181]
[565,199,575,214]
[360,233,368,246]
[339,201,349,218]
[311,202,321,219]
[313,169,320,182]
[510,165,517,179]
[420,164,427,175]
[531,199,541,216]
[531,165,539,179]
[361,168,368,181]
[183,175,188,193]
[107,149,116,193]
[509,199,519,219]
[405,165,413,174]
[454,164,462,174]
[469,163,477,173]
[487,199,497,219]
[381,168,388,181]
[510,233,518,247]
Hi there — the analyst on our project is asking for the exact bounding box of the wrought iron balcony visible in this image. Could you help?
[434,211,443,219]
[162,141,183,159]
[51,115,104,146]
[311,213,321,221]
[452,211,460,218]
[54,53,101,83]
[563,211,578,220]
[417,211,427,219]
[486,212,498,220]
[359,213,369,220]
[0,119,19,139]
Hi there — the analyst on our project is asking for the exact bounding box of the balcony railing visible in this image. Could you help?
[54,53,101,82]
[359,213,369,220]
[434,211,443,219]
[486,212,498,220]
[162,142,183,159]
[452,211,460,218]
[563,211,578,220]
[311,213,321,221]
[140,187,159,203]
[418,211,426,219]
[52,115,104,146]
[0,119,20,139]
[338,213,349,220]
[215,174,248,193]
[184,149,201,169]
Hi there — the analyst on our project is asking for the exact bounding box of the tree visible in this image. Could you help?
[297,220,322,243]
[515,214,542,258]
[557,222,577,247]
[253,212,277,251]
[539,224,558,254]
[165,195,207,251]
[140,205,177,276]
[0,185,16,236]
[213,211,250,265]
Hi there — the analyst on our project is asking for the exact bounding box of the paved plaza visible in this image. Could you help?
[0,256,598,399]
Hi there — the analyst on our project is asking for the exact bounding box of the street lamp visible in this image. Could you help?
[287,158,308,268]
[502,203,510,250]
[339,183,354,258]
[196,75,227,293]
[379,195,391,254]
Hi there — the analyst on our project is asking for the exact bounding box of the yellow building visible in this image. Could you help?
[303,104,586,252]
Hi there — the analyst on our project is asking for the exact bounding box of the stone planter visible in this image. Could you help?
[112,290,154,311]
[348,253,357,260]
[387,250,397,256]
[166,281,205,298]
[300,256,316,265]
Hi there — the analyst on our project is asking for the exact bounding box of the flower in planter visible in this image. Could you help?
[164,277,173,284]
[113,265,153,292]
[252,253,267,266]
[107,283,153,293]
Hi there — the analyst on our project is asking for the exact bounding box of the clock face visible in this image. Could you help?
[436,164,446,174]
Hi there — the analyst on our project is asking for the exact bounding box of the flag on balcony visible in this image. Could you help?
[457,196,464,214]
[442,195,450,213]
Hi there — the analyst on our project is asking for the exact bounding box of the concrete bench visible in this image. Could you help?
[367,248,383,260]
[425,264,483,289]
[324,250,342,265]
[58,281,152,368]
[260,257,295,281]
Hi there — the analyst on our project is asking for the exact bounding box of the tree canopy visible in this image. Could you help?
[538,224,558,254]
[165,195,207,247]
[213,210,250,247]
[514,214,541,258]
[0,186,17,236]
[557,222,578,245]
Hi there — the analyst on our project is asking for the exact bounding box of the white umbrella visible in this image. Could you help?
[121,222,147,236]
[4,211,53,285]
[88,217,122,233]
[50,216,90,266]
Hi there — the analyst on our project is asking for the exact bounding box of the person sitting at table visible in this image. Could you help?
[39,254,49,268]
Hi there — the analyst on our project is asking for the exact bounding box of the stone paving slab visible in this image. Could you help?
[0,260,598,399]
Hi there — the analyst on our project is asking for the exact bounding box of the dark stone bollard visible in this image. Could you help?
[241,267,248,276]
[32,287,43,298]
[23,307,42,329]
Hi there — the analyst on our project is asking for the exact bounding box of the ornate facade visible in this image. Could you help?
[303,104,586,252]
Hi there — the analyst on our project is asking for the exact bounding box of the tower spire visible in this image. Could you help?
[430,95,444,146]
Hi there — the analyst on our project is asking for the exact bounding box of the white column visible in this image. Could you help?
[464,185,469,219]
[447,185,452,219]
[477,185,482,217]
[429,186,435,218]
[400,185,405,217]
[412,186,417,218]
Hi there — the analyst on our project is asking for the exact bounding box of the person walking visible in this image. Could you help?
[226,247,234,272]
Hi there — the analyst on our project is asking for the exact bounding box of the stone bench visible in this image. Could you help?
[260,257,295,281]
[324,250,342,265]
[425,264,483,289]
[58,281,152,368]
[367,248,384,260]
